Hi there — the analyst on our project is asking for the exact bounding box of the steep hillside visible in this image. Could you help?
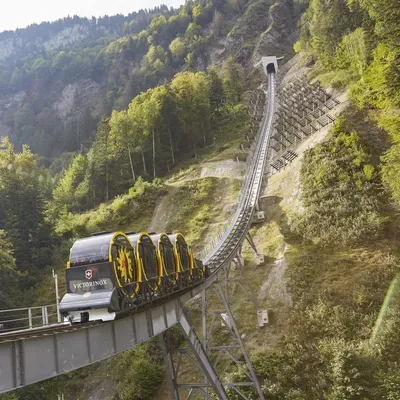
[9,0,400,399]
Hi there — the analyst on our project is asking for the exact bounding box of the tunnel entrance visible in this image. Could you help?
[266,63,276,74]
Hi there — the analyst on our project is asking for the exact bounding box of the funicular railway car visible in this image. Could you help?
[127,232,160,292]
[169,233,206,282]
[60,231,206,323]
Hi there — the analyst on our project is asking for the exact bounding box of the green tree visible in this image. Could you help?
[0,138,52,277]
[334,28,368,76]
[52,153,90,213]
[210,11,224,41]
[222,56,244,104]
[206,65,226,117]
[171,71,211,151]
[169,37,187,63]
[90,117,112,203]
[0,230,20,309]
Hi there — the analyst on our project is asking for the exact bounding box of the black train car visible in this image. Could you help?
[168,233,206,282]
[60,232,135,323]
[60,231,206,323]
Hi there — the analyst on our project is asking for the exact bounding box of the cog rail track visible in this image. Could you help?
[204,72,275,271]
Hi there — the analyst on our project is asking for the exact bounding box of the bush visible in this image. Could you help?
[112,340,165,400]
[55,179,165,237]
[291,118,384,247]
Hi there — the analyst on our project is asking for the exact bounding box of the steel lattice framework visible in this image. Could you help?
[0,59,278,398]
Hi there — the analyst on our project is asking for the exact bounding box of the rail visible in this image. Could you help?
[203,72,275,269]
[0,68,276,394]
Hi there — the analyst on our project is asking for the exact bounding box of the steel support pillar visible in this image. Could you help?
[179,313,230,400]
[214,283,265,400]
[160,331,180,400]
[233,254,260,310]
[161,258,266,400]
[160,309,229,400]
[245,232,259,255]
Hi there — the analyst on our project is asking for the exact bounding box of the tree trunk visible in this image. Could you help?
[141,151,148,175]
[200,118,206,147]
[152,128,156,179]
[105,161,109,201]
[168,127,175,164]
[127,145,136,185]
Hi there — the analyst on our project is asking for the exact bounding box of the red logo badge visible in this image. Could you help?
[85,269,93,279]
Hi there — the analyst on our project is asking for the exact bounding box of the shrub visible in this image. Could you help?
[112,341,165,400]
[291,119,384,247]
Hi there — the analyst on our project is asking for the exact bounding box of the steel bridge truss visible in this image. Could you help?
[160,249,265,400]
[0,59,277,398]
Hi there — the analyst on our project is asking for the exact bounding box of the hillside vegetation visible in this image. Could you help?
[231,2,400,396]
[296,0,400,209]
[0,0,300,160]
[2,0,400,399]
[245,110,400,399]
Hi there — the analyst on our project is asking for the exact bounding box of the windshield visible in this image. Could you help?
[70,234,114,267]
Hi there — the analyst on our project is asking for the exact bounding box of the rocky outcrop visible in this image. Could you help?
[0,24,91,61]
[208,0,297,68]
[0,91,26,136]
[53,80,102,119]
[43,25,90,53]
[0,38,15,60]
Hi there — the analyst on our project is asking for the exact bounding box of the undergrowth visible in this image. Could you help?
[290,117,384,247]
[54,177,166,239]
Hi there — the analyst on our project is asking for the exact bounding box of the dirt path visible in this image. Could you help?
[147,185,177,233]
[259,244,292,307]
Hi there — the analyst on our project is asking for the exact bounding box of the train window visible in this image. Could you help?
[139,237,157,280]
[111,245,118,260]
[66,263,114,293]
[114,235,130,247]
[161,236,175,274]
[177,236,190,270]
[70,234,113,267]
[129,249,137,281]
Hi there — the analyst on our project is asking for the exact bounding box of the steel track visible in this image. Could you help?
[0,72,276,342]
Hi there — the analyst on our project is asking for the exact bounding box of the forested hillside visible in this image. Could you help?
[5,0,400,398]
[245,1,400,398]
[0,0,300,161]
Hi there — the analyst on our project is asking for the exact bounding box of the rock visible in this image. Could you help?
[0,24,92,61]
[0,38,14,60]
[43,25,90,53]
[53,80,101,119]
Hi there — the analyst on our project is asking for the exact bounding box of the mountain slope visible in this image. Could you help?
[0,0,300,160]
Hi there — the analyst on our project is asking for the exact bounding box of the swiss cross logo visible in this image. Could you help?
[85,269,93,280]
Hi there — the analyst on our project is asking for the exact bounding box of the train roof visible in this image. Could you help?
[126,232,155,248]
[150,233,173,247]
[69,232,131,267]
